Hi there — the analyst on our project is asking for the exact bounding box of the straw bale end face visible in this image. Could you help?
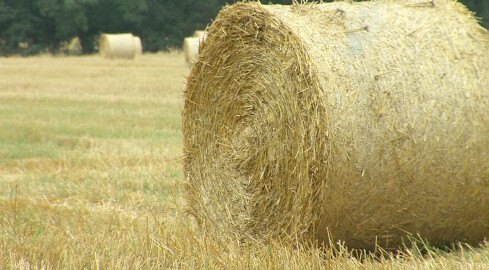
[183,0,489,251]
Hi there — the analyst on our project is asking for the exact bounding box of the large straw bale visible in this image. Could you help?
[184,37,201,68]
[183,0,489,250]
[99,33,139,59]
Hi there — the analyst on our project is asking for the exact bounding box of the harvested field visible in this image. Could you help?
[1,52,488,269]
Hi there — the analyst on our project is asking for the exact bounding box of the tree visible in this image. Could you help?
[141,0,222,51]
[0,0,97,55]
[0,0,45,55]
[461,0,489,29]
[0,0,487,56]
[36,0,97,50]
[81,0,148,52]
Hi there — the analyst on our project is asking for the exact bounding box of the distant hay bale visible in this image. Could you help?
[67,37,82,55]
[59,37,82,55]
[193,30,206,39]
[184,37,201,68]
[99,33,140,59]
[183,0,489,251]
[134,36,143,56]
[184,31,207,68]
[18,42,29,49]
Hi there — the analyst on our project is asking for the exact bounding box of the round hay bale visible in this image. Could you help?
[99,33,138,59]
[133,36,143,56]
[193,30,207,39]
[67,37,82,55]
[59,37,82,55]
[184,37,201,68]
[183,0,489,250]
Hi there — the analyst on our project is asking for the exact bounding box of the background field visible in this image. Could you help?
[1,53,488,269]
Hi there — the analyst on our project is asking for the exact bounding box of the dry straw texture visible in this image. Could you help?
[183,0,489,251]
[99,33,140,59]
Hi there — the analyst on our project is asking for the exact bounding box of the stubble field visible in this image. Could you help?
[0,52,488,269]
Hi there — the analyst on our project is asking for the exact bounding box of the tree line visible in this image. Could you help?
[0,0,487,56]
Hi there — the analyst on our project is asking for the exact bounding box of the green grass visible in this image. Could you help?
[0,52,488,269]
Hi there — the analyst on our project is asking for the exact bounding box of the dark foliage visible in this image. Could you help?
[0,0,487,55]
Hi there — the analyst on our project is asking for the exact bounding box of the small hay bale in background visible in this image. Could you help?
[99,33,140,59]
[184,37,201,68]
[60,37,82,55]
[67,37,82,55]
[133,36,143,56]
[184,30,207,68]
[183,0,489,250]
[193,30,207,39]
